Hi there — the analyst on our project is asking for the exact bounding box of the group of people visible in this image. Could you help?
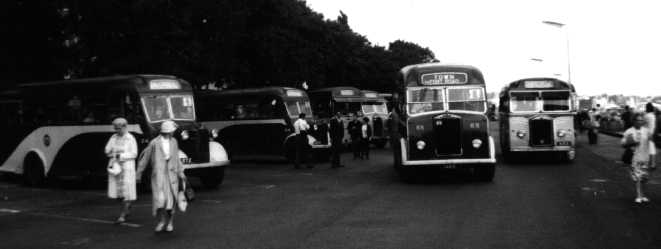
[292,111,375,169]
[347,112,373,160]
[105,118,188,233]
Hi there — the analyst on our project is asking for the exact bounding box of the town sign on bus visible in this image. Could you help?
[421,72,468,85]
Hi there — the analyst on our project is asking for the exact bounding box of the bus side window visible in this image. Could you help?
[258,98,278,119]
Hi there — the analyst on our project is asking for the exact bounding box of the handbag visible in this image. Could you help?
[107,159,122,176]
[621,147,634,165]
[183,177,195,202]
[177,178,188,212]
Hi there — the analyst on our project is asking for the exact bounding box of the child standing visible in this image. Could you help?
[621,113,657,203]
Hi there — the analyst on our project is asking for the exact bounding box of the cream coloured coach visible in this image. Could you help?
[498,78,577,162]
[0,75,229,187]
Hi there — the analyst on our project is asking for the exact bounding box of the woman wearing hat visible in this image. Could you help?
[137,120,187,232]
[104,117,138,224]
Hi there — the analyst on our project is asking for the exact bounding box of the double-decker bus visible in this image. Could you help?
[196,87,330,162]
[309,86,364,147]
[498,78,577,162]
[391,64,496,181]
[360,90,389,148]
[0,75,229,187]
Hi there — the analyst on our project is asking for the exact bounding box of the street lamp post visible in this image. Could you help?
[542,20,571,83]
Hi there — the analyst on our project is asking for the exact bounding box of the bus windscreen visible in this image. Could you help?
[362,102,388,114]
[447,88,486,112]
[142,94,196,122]
[541,91,570,111]
[407,88,444,115]
[510,92,538,112]
[286,100,312,118]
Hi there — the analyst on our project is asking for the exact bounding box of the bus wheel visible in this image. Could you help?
[23,154,46,187]
[200,167,225,189]
[475,164,495,182]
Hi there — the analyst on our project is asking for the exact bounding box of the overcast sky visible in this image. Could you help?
[305,0,661,96]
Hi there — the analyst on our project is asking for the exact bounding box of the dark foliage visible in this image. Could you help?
[0,0,435,92]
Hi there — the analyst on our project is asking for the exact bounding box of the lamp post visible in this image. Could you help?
[542,20,571,83]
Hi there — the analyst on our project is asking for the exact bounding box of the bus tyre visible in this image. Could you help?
[200,167,225,189]
[475,164,495,182]
[23,154,46,187]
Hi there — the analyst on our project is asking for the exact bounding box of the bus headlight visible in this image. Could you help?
[416,140,426,150]
[472,139,483,148]
[181,130,190,140]
[557,130,566,137]
[211,129,219,139]
[516,131,526,138]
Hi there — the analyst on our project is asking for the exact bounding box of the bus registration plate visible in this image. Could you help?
[180,158,192,164]
[556,141,572,146]
[442,164,456,169]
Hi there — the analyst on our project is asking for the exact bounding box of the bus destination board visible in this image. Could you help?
[524,80,554,89]
[420,73,467,85]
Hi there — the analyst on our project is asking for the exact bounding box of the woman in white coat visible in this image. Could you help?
[104,117,138,223]
[137,120,187,232]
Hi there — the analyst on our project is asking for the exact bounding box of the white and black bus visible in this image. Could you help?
[196,87,330,161]
[0,75,229,187]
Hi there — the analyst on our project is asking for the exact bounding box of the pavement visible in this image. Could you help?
[2,130,661,249]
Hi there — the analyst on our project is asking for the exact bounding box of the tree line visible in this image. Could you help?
[1,0,436,92]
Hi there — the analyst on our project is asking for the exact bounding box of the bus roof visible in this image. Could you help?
[18,74,190,91]
[399,63,485,86]
[500,78,575,95]
[309,86,363,102]
[197,87,308,98]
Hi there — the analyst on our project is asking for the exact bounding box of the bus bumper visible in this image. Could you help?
[400,137,496,166]
[509,146,574,152]
[183,160,230,170]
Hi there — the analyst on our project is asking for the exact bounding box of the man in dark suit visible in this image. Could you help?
[347,112,362,159]
[329,112,345,168]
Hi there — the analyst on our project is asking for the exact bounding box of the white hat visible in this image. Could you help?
[111,117,128,127]
[161,120,177,133]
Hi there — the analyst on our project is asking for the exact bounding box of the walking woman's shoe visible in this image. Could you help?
[114,216,125,224]
[635,197,644,203]
[154,222,165,232]
[165,223,174,232]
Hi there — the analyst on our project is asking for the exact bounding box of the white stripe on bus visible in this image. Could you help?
[0,125,142,175]
[201,119,287,131]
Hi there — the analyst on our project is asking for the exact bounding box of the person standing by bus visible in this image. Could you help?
[588,108,600,145]
[105,117,138,224]
[621,113,657,203]
[137,120,188,232]
[348,112,362,159]
[329,112,345,168]
[293,113,313,169]
[645,103,657,154]
[360,117,372,160]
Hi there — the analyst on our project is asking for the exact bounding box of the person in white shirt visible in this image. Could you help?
[644,103,657,156]
[360,117,372,159]
[621,113,657,203]
[293,113,312,168]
